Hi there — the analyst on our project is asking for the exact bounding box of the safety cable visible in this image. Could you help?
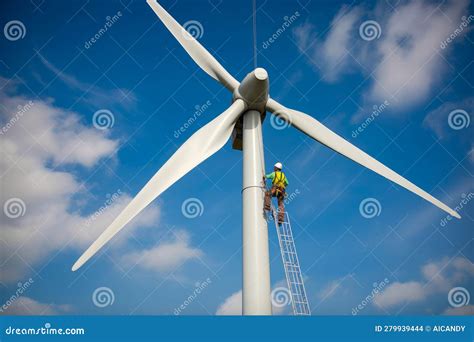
[252,0,258,69]
[241,185,266,194]
[257,120,266,188]
[253,0,266,191]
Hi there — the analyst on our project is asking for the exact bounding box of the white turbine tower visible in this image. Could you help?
[72,0,461,315]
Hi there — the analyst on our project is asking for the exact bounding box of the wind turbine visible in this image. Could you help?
[72,0,461,315]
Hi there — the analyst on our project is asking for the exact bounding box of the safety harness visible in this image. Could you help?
[272,171,287,197]
[272,171,287,188]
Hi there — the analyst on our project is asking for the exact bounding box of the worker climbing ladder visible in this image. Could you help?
[270,206,311,315]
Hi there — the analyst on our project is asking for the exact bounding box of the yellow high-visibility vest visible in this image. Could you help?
[272,171,287,188]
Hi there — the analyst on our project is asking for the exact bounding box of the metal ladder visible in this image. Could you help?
[270,206,311,315]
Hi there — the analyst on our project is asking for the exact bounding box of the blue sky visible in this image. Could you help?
[0,0,473,316]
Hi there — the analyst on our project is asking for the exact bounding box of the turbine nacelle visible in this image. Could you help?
[234,68,269,113]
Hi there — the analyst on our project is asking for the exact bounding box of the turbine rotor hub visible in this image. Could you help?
[254,67,268,81]
[233,68,269,113]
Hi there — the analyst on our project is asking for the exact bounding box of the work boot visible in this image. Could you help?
[278,211,285,225]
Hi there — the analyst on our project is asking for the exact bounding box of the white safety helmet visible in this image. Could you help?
[274,162,283,170]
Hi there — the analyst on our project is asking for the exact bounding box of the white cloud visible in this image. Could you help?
[215,281,290,315]
[373,257,474,309]
[216,290,242,315]
[1,89,118,168]
[294,0,471,111]
[0,79,160,283]
[423,97,474,139]
[122,230,203,273]
[294,7,360,82]
[373,281,426,307]
[368,0,469,108]
[451,257,474,276]
[443,305,474,315]
[1,296,72,315]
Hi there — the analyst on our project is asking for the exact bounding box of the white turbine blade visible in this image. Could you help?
[146,0,239,91]
[72,99,247,271]
[266,98,460,219]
